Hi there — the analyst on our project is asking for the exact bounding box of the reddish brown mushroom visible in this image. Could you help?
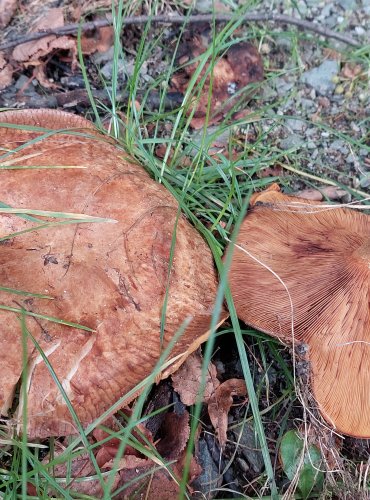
[171,36,264,129]
[0,109,226,439]
[227,185,370,438]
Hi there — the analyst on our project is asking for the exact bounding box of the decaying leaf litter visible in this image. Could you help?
[0,0,369,498]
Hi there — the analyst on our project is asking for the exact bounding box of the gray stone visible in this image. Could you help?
[346,153,357,164]
[192,438,222,498]
[280,134,304,150]
[355,26,366,36]
[360,175,370,188]
[233,424,264,474]
[337,0,357,8]
[300,60,339,95]
[275,78,294,96]
[92,46,114,65]
[300,98,315,110]
[330,139,349,154]
[286,118,306,132]
[319,3,333,18]
[276,36,293,51]
[263,85,278,100]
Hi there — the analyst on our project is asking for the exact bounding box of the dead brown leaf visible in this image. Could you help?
[0,0,17,28]
[295,186,348,201]
[171,350,220,405]
[10,10,115,89]
[12,8,65,63]
[93,423,154,469]
[118,442,202,498]
[0,52,13,89]
[208,379,248,447]
[257,165,284,178]
[80,26,114,55]
[44,450,120,497]
[341,62,363,79]
[322,47,341,61]
[156,411,190,460]
[171,32,264,129]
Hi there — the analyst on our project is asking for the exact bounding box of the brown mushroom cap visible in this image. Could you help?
[228,185,370,438]
[0,109,226,439]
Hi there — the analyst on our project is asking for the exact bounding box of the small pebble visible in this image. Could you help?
[355,26,365,36]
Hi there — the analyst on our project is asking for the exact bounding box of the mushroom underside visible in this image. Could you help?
[228,187,370,438]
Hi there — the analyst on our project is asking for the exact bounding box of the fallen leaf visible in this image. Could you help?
[156,411,190,460]
[118,441,202,498]
[257,165,284,178]
[294,186,348,201]
[207,379,248,447]
[341,62,363,79]
[322,48,341,61]
[0,0,17,28]
[171,31,264,129]
[172,350,220,405]
[0,0,18,28]
[12,8,65,63]
[44,450,120,497]
[80,26,114,55]
[93,423,154,469]
[0,52,13,90]
[119,465,181,499]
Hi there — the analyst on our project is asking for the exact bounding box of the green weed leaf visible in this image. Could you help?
[280,430,324,499]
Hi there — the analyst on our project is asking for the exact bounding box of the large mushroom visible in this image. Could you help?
[0,109,226,439]
[227,185,370,438]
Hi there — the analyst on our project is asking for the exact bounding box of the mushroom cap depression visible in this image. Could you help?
[0,109,226,439]
[228,185,370,438]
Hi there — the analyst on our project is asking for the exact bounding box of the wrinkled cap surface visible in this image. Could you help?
[228,185,370,438]
[0,109,226,439]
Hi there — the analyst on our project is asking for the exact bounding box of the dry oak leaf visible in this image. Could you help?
[172,350,220,405]
[208,379,247,448]
[171,34,264,129]
[0,109,227,439]
[0,0,17,28]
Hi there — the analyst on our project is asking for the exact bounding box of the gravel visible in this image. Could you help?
[300,60,339,96]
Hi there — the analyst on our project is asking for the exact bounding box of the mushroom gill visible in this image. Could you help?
[227,185,370,438]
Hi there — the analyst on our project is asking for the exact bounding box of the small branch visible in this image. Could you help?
[0,88,184,110]
[0,12,361,51]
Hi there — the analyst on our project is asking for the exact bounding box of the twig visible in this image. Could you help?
[0,12,361,51]
[0,88,184,111]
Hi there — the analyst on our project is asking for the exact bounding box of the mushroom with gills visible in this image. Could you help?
[227,185,370,438]
[0,109,227,439]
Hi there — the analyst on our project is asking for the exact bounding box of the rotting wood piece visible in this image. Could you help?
[227,184,370,438]
[0,109,227,439]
